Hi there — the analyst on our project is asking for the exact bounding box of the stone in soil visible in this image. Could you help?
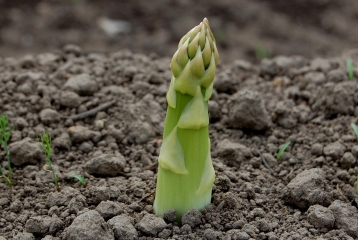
[216,139,251,166]
[181,209,203,228]
[163,209,177,222]
[59,91,82,108]
[39,108,61,125]
[108,215,138,240]
[67,126,99,143]
[12,232,35,240]
[328,200,358,238]
[137,214,167,236]
[63,210,114,240]
[25,214,63,236]
[273,100,300,129]
[88,186,110,204]
[282,168,333,208]
[95,200,124,220]
[9,138,44,165]
[84,153,126,177]
[311,81,358,117]
[52,132,72,151]
[128,121,156,144]
[63,73,99,96]
[307,204,335,229]
[227,89,271,130]
[323,141,346,160]
[46,187,82,208]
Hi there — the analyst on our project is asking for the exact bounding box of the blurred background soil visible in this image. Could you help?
[1,0,358,63]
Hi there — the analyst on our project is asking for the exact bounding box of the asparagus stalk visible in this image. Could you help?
[154,18,219,220]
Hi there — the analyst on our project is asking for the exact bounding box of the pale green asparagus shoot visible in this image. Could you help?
[38,132,60,192]
[154,18,219,221]
[0,114,13,187]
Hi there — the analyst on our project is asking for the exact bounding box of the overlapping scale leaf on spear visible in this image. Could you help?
[167,18,219,108]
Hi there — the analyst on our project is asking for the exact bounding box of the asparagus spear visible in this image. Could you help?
[154,18,219,220]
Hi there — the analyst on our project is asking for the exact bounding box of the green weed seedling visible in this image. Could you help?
[38,132,60,192]
[69,174,86,187]
[351,123,358,143]
[346,59,354,81]
[255,45,272,60]
[277,141,291,161]
[0,114,13,186]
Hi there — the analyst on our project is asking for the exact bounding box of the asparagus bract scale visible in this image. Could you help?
[154,18,219,220]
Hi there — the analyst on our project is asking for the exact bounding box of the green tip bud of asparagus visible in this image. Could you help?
[154,18,218,221]
[168,18,219,104]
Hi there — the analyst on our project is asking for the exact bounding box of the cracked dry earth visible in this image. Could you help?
[1,45,358,240]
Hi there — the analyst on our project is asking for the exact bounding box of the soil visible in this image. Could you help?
[1,1,358,240]
[1,0,358,63]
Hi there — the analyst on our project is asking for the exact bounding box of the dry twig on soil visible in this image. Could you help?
[255,146,276,176]
[65,100,116,120]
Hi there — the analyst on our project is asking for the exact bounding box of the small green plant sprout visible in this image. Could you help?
[254,44,272,60]
[351,122,358,143]
[38,132,60,192]
[69,174,86,187]
[346,58,354,81]
[0,114,13,186]
[154,18,219,221]
[276,141,291,161]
